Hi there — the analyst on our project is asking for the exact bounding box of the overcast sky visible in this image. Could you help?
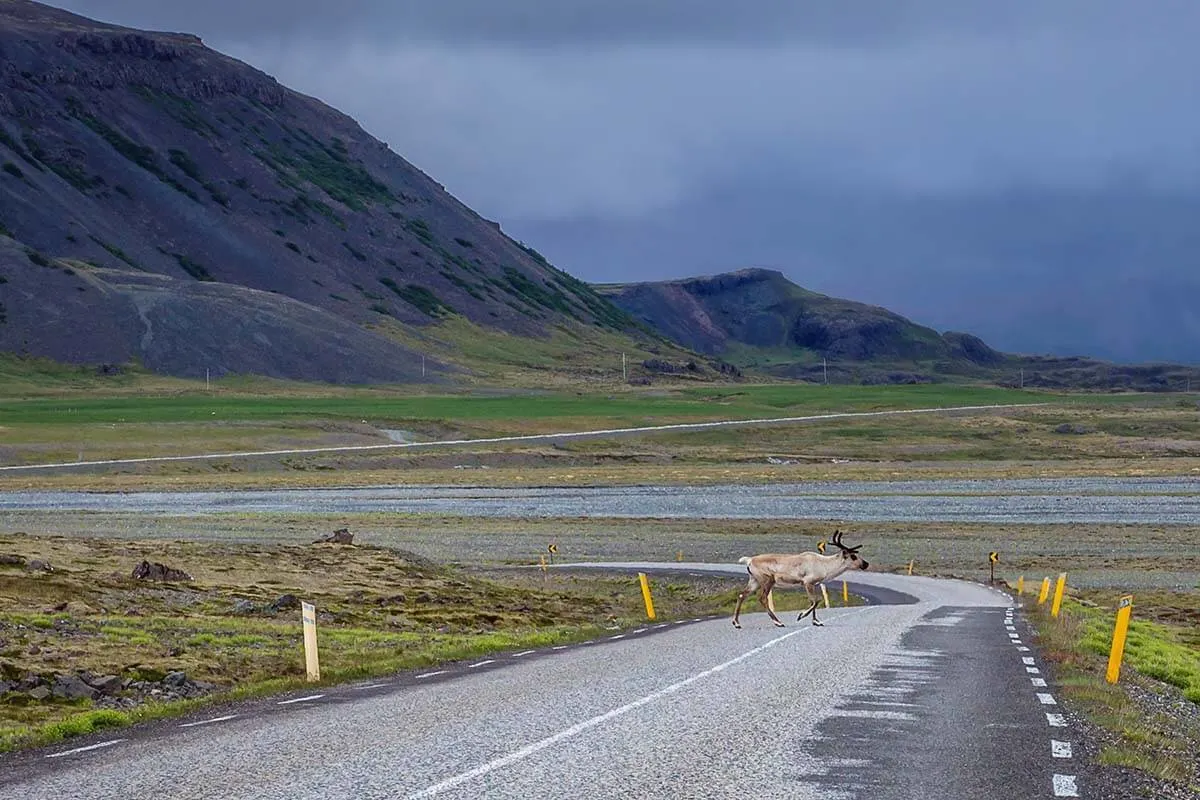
[48,1,1200,363]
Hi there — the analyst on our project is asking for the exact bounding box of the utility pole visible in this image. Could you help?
[1020,368,1024,389]
[823,357,828,385]
[622,352,627,382]
[421,356,425,378]
[206,368,210,391]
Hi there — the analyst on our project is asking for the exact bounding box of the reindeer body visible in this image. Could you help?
[732,532,868,628]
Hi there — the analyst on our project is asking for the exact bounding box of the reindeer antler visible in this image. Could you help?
[830,529,862,553]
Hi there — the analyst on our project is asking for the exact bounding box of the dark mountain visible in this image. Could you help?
[0,0,641,382]
[599,268,1200,391]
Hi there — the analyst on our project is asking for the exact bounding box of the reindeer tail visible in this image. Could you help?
[737,556,753,565]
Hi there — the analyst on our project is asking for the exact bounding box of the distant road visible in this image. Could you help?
[3,476,1200,523]
[0,568,1086,799]
[0,402,1042,472]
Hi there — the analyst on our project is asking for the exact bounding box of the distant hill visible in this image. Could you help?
[0,0,660,383]
[598,268,1200,391]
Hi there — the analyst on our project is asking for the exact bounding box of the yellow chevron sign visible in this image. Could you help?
[989,551,999,563]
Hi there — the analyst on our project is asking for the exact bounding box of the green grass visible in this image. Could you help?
[1025,595,1200,788]
[0,384,1052,426]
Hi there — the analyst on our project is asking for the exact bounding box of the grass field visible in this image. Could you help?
[2,373,1199,780]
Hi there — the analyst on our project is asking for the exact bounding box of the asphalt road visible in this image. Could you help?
[0,568,1085,800]
[3,476,1199,523]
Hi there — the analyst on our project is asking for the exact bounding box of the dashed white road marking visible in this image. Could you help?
[180,714,239,728]
[1022,657,1036,665]
[608,635,625,641]
[416,671,447,680]
[1052,740,1073,759]
[1017,646,1031,652]
[46,739,127,758]
[632,628,647,634]
[405,625,813,799]
[512,650,536,657]
[551,645,570,650]
[350,683,388,691]
[653,624,669,629]
[1032,678,1048,687]
[278,694,324,705]
[1052,774,1080,797]
[468,660,496,668]
[1026,667,1041,674]
[1046,713,1067,726]
[1038,693,1058,705]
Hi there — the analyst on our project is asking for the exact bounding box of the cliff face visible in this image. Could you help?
[0,0,632,382]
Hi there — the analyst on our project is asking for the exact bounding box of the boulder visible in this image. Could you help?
[28,685,51,701]
[268,594,301,613]
[87,675,124,696]
[0,554,25,567]
[313,528,354,545]
[27,559,53,572]
[131,560,193,582]
[53,674,98,700]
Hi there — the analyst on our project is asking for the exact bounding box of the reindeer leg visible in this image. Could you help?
[757,576,784,627]
[797,582,819,622]
[732,575,759,629]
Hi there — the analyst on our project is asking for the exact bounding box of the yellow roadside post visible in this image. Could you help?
[676,550,684,562]
[842,579,849,604]
[988,551,999,584]
[1038,577,1051,604]
[1106,595,1134,684]
[637,572,656,621]
[301,601,320,682]
[907,559,914,576]
[820,584,830,609]
[1017,575,1025,596]
[1051,573,1068,618]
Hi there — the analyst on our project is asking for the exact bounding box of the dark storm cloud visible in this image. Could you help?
[53,1,1200,46]
[44,1,1200,361]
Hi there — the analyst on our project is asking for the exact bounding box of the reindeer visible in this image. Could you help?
[731,530,869,629]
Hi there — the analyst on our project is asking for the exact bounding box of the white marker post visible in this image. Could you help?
[301,601,320,682]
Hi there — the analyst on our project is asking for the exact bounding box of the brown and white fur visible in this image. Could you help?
[731,530,869,628]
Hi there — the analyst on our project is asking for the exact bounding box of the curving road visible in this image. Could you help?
[0,567,1086,799]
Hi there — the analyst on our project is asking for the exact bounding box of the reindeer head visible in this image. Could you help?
[830,530,869,571]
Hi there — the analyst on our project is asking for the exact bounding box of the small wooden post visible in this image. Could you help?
[301,601,320,682]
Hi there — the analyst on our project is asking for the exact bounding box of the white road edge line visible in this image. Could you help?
[1052,774,1080,797]
[416,671,447,680]
[405,626,812,799]
[278,694,325,705]
[180,714,239,728]
[1052,740,1073,759]
[512,650,536,657]
[46,739,127,758]
[468,660,496,668]
[0,403,1046,472]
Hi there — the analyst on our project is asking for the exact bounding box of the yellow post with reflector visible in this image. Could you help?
[1106,595,1134,684]
[1017,575,1025,595]
[842,579,849,605]
[988,551,999,584]
[301,601,320,682]
[820,584,830,609]
[637,572,656,621]
[1051,573,1067,618]
[1038,577,1051,604]
[907,559,914,576]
